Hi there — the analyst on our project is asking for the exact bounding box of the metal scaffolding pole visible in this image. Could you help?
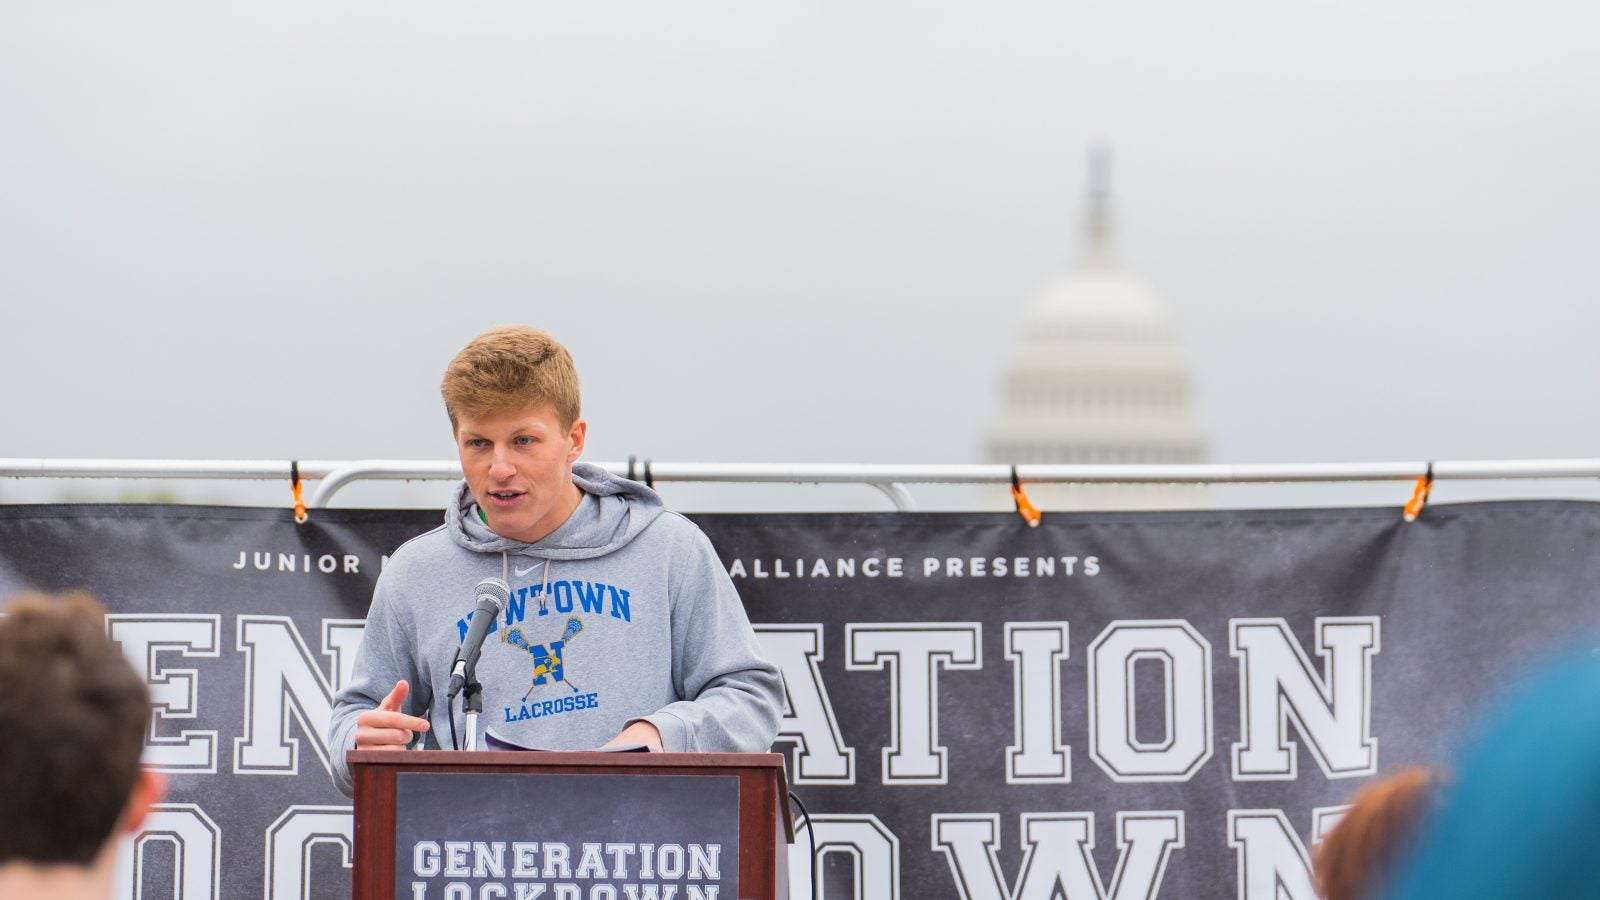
[6,457,1600,512]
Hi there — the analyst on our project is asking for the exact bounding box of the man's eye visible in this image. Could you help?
[516,436,536,446]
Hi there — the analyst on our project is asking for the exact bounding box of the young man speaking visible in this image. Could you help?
[329,326,782,795]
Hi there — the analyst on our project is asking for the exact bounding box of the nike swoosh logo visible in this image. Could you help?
[514,563,542,577]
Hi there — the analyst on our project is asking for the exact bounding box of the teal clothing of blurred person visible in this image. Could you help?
[1385,647,1600,898]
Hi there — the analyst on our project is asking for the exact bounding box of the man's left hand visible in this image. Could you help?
[603,720,663,751]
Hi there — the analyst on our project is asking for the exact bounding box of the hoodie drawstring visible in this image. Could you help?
[504,551,554,614]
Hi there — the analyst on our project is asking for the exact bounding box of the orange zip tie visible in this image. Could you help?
[1010,466,1041,528]
[1403,463,1433,523]
[290,460,308,524]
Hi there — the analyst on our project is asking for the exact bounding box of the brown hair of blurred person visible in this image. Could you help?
[1314,767,1440,900]
[0,591,165,900]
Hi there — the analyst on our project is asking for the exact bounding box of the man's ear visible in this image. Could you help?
[567,418,587,462]
[121,770,168,836]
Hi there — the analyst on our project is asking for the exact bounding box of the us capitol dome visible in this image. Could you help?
[986,150,1208,510]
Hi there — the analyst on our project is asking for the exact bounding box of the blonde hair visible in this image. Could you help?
[441,326,581,429]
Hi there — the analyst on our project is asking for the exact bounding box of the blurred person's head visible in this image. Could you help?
[0,591,164,898]
[1313,767,1439,900]
[1385,648,1600,898]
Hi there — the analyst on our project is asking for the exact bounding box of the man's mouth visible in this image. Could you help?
[486,490,525,504]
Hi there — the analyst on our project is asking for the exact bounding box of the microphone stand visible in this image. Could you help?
[462,677,484,751]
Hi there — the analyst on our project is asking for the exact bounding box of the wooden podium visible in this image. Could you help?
[350,750,792,900]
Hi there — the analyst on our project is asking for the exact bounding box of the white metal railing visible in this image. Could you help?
[5,457,1600,512]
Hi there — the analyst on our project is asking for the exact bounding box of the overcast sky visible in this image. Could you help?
[3,1,1599,509]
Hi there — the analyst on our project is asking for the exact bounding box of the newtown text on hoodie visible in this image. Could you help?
[328,463,783,796]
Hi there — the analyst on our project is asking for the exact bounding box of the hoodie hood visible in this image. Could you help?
[446,462,666,560]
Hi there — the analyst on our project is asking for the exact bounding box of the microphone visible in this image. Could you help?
[446,577,510,700]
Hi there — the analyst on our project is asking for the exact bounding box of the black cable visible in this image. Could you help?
[448,693,459,751]
[788,789,819,900]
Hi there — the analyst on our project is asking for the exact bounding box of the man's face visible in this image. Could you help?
[454,404,587,545]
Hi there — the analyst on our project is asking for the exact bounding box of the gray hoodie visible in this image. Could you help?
[328,463,783,796]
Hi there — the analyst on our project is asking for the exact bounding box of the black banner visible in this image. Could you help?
[2,501,1597,899]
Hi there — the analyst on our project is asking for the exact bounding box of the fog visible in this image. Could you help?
[4,1,1598,511]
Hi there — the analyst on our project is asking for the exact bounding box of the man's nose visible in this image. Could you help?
[489,450,516,480]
